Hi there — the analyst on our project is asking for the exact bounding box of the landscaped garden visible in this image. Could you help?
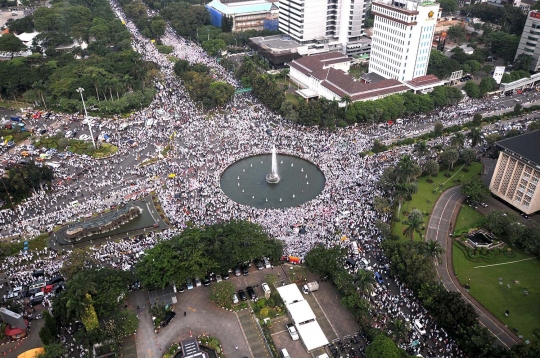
[453,204,486,235]
[34,136,118,158]
[453,244,540,342]
[392,161,483,241]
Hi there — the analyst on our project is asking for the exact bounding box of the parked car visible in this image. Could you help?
[203,276,211,286]
[222,272,230,280]
[215,275,223,283]
[29,296,44,307]
[246,286,257,301]
[254,259,264,270]
[232,293,239,304]
[194,277,202,287]
[238,289,247,301]
[241,265,249,276]
[161,311,176,327]
[186,279,194,290]
[233,267,241,276]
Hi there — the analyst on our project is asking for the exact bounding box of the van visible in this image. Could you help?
[280,348,291,358]
[414,319,426,335]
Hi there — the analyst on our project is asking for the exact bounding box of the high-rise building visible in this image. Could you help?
[489,131,540,215]
[278,0,370,56]
[515,11,540,71]
[368,0,440,81]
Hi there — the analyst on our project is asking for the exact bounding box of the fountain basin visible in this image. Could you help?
[220,154,325,209]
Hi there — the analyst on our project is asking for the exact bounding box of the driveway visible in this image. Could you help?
[426,186,520,348]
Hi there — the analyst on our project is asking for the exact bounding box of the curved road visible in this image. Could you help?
[426,186,520,348]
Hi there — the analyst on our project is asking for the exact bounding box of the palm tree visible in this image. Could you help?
[394,182,418,216]
[341,94,352,113]
[450,132,465,149]
[413,141,430,158]
[460,148,476,166]
[403,209,423,241]
[352,269,376,295]
[395,155,422,183]
[442,148,459,170]
[467,127,483,148]
[387,318,410,344]
[423,159,439,181]
[423,240,445,264]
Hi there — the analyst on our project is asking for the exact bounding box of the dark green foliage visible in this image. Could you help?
[174,61,234,109]
[0,161,53,207]
[221,15,233,33]
[136,220,283,289]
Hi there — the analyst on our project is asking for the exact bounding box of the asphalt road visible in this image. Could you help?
[426,186,521,348]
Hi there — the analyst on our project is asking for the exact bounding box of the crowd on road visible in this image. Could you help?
[0,0,532,356]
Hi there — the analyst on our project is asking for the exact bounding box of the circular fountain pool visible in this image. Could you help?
[220,153,325,209]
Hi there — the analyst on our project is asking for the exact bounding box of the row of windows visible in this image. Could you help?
[373,29,405,46]
[370,52,400,75]
[371,44,403,67]
[370,63,400,80]
[373,5,415,23]
[372,37,405,55]
[375,15,411,30]
[374,22,406,39]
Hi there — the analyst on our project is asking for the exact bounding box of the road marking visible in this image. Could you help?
[474,257,537,268]
[271,329,287,336]
[188,307,196,312]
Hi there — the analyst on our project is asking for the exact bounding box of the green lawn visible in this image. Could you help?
[453,244,540,342]
[454,204,485,234]
[285,93,301,106]
[392,162,483,241]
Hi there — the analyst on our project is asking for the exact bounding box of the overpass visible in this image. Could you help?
[500,72,540,92]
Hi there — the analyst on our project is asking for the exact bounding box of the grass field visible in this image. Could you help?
[285,93,301,106]
[392,162,483,240]
[454,204,485,234]
[453,244,540,342]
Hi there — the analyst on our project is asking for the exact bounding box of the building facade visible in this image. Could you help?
[489,131,540,215]
[278,0,370,56]
[369,0,440,81]
[206,0,279,32]
[515,11,540,71]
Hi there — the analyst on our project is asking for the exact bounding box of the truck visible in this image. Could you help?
[286,323,299,340]
[301,281,319,294]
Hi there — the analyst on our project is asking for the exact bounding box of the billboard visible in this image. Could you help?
[449,70,463,81]
[493,66,506,84]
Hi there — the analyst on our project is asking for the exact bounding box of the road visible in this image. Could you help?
[426,186,521,348]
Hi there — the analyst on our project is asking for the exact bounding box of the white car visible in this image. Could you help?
[65,131,73,138]
[79,134,91,141]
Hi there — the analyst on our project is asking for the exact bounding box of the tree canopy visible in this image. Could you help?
[136,220,283,289]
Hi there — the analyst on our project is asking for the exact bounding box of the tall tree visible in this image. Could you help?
[0,34,26,59]
[352,269,376,295]
[387,318,410,344]
[442,148,459,170]
[413,141,430,158]
[394,155,422,183]
[424,159,440,181]
[403,209,424,241]
[461,179,490,202]
[460,148,476,166]
[467,127,483,148]
[423,240,444,264]
[394,182,418,216]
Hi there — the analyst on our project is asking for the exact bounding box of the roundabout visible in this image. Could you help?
[220,148,326,209]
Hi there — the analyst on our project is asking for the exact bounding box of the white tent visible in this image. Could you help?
[296,321,329,352]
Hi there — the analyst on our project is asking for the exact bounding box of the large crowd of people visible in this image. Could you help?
[1,0,534,355]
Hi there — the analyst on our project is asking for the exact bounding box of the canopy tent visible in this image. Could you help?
[18,348,45,358]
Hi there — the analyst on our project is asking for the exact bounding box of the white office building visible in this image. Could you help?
[278,0,371,56]
[369,0,441,81]
[515,11,540,71]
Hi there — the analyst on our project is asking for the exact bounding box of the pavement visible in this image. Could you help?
[426,186,521,348]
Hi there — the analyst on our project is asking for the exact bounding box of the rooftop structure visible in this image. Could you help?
[489,131,540,215]
[277,284,329,352]
[288,52,409,104]
[206,0,278,31]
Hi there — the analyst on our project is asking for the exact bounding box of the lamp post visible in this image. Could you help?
[76,87,96,149]
[207,28,210,41]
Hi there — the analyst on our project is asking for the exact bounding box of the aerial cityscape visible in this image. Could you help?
[0,0,539,357]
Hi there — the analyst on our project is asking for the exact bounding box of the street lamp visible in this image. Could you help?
[76,87,96,149]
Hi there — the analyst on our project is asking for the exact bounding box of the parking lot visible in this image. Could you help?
[132,263,360,358]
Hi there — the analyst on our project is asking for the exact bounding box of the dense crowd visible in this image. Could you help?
[1,0,532,356]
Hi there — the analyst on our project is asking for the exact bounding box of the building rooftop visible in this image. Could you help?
[207,0,274,15]
[497,130,540,166]
[251,35,302,52]
[290,52,409,101]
